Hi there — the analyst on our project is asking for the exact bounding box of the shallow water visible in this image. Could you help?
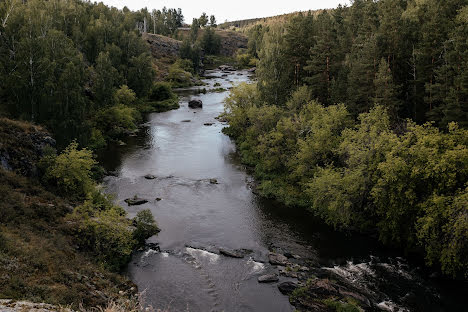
[102,70,466,312]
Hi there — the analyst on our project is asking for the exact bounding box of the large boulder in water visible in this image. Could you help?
[188,99,203,108]
[258,273,279,283]
[124,196,148,206]
[219,248,244,258]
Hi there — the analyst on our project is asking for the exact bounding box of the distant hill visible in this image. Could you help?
[219,10,324,31]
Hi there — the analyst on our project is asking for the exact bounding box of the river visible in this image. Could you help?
[102,70,465,312]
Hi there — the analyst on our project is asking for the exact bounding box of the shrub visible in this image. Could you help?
[44,142,96,198]
[132,209,160,246]
[167,62,194,88]
[149,82,175,102]
[95,104,140,139]
[114,85,136,106]
[76,208,135,271]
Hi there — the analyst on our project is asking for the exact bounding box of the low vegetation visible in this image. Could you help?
[0,121,159,308]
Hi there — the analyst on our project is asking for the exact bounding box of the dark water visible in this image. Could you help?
[102,70,466,312]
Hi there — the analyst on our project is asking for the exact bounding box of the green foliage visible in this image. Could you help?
[44,142,96,198]
[132,209,160,246]
[0,0,157,148]
[323,298,361,312]
[95,104,140,139]
[167,61,195,88]
[248,0,468,125]
[149,82,176,102]
[224,80,468,277]
[114,85,136,106]
[201,28,221,55]
[72,207,135,271]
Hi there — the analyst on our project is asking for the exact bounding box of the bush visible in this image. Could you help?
[95,104,140,139]
[114,85,136,106]
[132,209,160,246]
[44,142,96,198]
[76,208,135,271]
[167,62,194,88]
[149,82,175,102]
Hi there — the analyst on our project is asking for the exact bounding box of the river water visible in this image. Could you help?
[102,70,465,312]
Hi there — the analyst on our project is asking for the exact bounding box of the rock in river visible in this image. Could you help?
[144,174,157,180]
[258,274,279,283]
[125,196,148,206]
[269,252,288,266]
[219,248,244,258]
[209,178,218,184]
[278,282,299,295]
[188,99,203,108]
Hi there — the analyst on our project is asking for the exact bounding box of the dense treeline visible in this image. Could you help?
[223,0,468,278]
[247,0,468,126]
[0,0,177,148]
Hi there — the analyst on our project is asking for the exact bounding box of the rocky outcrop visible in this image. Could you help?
[219,248,245,258]
[0,118,56,177]
[268,252,289,266]
[143,33,181,59]
[278,282,299,295]
[0,300,74,312]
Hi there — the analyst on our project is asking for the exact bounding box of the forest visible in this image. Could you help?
[223,0,468,278]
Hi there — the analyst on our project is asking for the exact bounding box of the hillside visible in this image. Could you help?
[0,119,136,309]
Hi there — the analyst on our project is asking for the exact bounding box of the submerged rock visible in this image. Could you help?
[258,274,279,283]
[278,282,299,295]
[188,99,203,108]
[181,120,191,122]
[125,196,148,206]
[269,252,289,266]
[219,248,244,258]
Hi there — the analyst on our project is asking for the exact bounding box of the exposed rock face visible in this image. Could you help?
[0,118,56,177]
[0,300,74,312]
[258,273,279,283]
[219,248,245,258]
[143,33,181,59]
[278,282,299,295]
[188,99,203,108]
[269,252,289,266]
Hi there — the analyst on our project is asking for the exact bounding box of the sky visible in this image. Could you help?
[99,0,350,24]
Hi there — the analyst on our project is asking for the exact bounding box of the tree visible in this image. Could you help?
[199,12,209,27]
[190,18,200,42]
[210,15,217,27]
[201,27,221,55]
[257,25,293,106]
[373,58,401,121]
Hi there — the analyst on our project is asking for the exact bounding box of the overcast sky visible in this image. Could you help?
[99,0,350,24]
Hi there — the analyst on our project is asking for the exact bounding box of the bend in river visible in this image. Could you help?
[102,70,465,312]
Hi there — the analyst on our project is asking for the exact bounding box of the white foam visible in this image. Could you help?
[142,249,158,259]
[161,252,169,258]
[247,257,265,274]
[186,247,220,264]
[377,300,410,312]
